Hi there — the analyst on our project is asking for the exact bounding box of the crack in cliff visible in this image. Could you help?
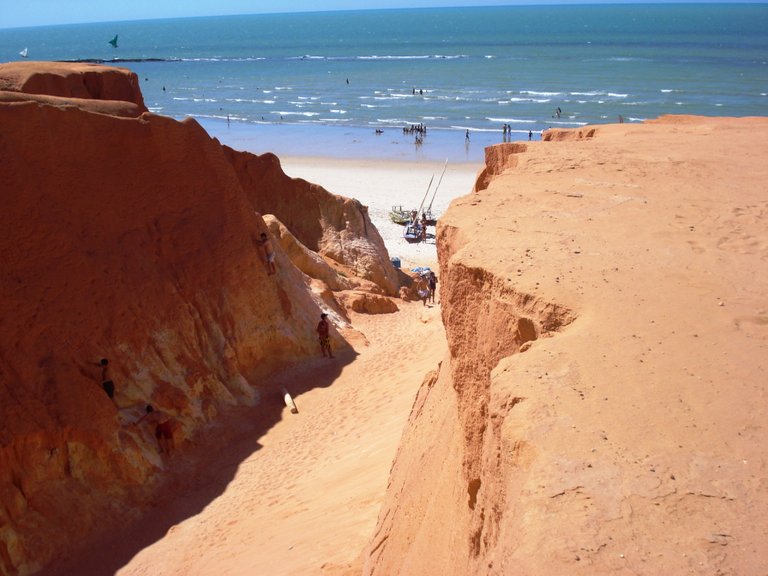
[439,260,576,558]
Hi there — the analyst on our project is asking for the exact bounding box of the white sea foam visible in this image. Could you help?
[377,118,411,125]
[450,126,499,133]
[547,120,588,126]
[486,116,536,124]
[173,97,218,103]
[357,54,466,60]
[274,111,320,117]
[502,97,551,103]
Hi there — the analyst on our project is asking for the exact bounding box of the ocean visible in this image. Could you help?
[2,4,767,162]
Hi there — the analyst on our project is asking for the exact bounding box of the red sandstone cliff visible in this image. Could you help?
[0,61,147,113]
[363,118,768,574]
[0,63,396,576]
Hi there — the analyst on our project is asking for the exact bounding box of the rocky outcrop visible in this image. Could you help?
[364,117,768,575]
[0,61,147,113]
[0,63,397,576]
[223,148,400,296]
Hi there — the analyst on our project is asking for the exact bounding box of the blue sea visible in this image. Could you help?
[2,5,767,162]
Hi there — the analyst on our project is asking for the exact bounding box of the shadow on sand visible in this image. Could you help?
[42,346,358,576]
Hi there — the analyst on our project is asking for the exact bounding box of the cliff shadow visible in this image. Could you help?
[40,348,358,576]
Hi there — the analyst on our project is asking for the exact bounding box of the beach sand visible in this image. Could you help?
[279,157,481,270]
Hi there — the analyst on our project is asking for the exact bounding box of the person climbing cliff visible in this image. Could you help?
[257,232,277,275]
[98,358,115,400]
[136,405,176,455]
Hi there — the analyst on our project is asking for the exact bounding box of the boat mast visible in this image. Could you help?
[426,159,448,214]
[416,173,434,217]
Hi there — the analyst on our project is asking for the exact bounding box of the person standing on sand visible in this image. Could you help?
[136,405,175,455]
[257,232,276,275]
[317,313,335,358]
[428,271,438,304]
[416,276,429,306]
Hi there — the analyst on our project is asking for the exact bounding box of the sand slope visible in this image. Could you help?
[48,301,445,576]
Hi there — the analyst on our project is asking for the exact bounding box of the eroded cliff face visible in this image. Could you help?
[0,63,397,576]
[364,118,768,575]
[0,61,147,113]
[223,148,400,295]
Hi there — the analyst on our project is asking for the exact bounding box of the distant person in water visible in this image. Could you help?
[136,405,175,455]
[317,313,334,358]
[528,129,533,141]
[98,358,115,400]
[465,129,470,142]
[257,232,276,275]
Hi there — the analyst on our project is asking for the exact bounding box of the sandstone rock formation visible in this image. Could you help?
[0,61,147,113]
[0,62,396,576]
[224,148,400,296]
[364,117,768,575]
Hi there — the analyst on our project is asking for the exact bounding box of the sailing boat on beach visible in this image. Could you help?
[19,48,28,58]
[389,159,447,226]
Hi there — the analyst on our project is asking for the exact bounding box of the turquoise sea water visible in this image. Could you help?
[2,5,767,162]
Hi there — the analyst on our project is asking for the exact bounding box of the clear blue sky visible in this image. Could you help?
[1,0,763,29]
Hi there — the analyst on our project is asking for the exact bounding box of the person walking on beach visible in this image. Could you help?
[416,276,429,306]
[465,129,470,142]
[257,232,276,275]
[136,405,175,455]
[317,313,334,358]
[528,129,533,141]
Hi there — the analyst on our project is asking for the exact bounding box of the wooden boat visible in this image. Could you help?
[403,223,435,243]
[388,160,447,227]
[403,222,424,243]
[390,206,437,226]
[390,205,413,225]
